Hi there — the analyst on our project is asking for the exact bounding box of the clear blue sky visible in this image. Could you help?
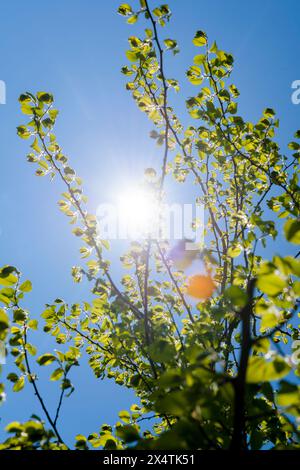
[0,0,300,446]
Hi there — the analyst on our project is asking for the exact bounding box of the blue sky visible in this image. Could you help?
[0,0,300,446]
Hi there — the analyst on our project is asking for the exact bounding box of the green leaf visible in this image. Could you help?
[294,130,300,139]
[0,309,9,331]
[274,256,300,276]
[284,219,300,244]
[72,227,84,237]
[13,309,27,322]
[224,286,248,307]
[252,338,270,354]
[156,390,189,416]
[255,298,284,332]
[148,339,176,362]
[116,424,139,443]
[19,280,32,293]
[250,429,264,450]
[37,92,53,103]
[277,381,300,407]
[7,373,18,383]
[164,38,177,50]
[0,266,18,287]
[50,368,64,381]
[5,421,22,432]
[49,109,59,120]
[28,319,38,330]
[194,54,206,65]
[260,311,283,332]
[21,103,34,115]
[118,410,131,423]
[118,3,132,16]
[26,343,37,356]
[17,125,31,139]
[227,244,242,258]
[37,353,57,366]
[288,142,300,151]
[193,30,207,47]
[19,94,32,103]
[0,292,10,306]
[257,274,286,296]
[153,7,162,17]
[127,14,138,24]
[144,167,157,181]
[126,50,139,62]
[26,421,45,435]
[246,356,291,383]
[13,376,25,392]
[263,108,275,118]
[228,102,237,114]
[31,137,41,154]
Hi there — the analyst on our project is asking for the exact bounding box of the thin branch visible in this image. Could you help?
[143,240,152,345]
[156,240,195,323]
[22,327,66,446]
[230,278,256,451]
[53,368,71,427]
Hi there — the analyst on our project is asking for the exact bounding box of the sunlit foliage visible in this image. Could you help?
[1,0,300,450]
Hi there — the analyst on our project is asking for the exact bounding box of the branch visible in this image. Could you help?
[22,327,66,446]
[53,366,72,426]
[230,278,256,450]
[143,240,152,345]
[156,240,194,323]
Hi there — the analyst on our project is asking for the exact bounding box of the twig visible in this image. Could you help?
[22,327,65,445]
[156,241,194,323]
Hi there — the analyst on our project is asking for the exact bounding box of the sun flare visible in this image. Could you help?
[118,188,159,239]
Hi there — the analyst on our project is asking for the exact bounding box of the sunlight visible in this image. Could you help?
[118,187,159,239]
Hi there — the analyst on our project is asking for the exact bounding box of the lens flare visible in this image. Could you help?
[186,274,216,300]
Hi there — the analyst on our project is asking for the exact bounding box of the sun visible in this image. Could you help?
[118,187,159,239]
